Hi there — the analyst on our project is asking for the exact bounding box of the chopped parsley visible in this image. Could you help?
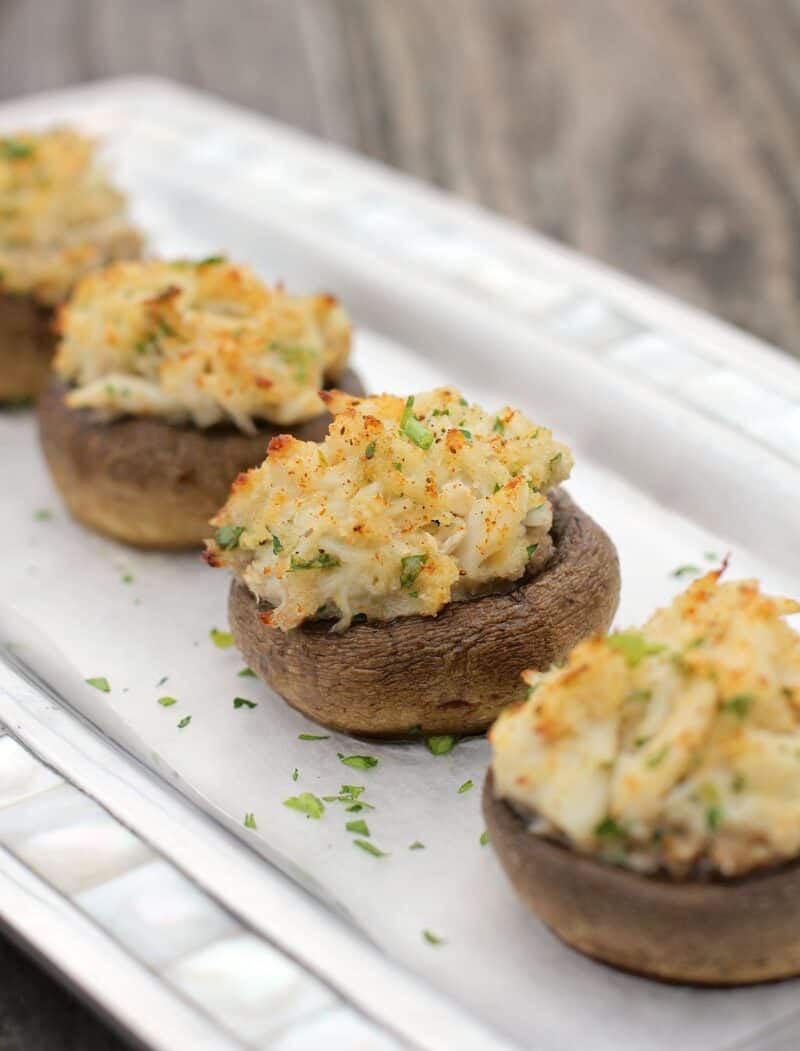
[459,397,468,406]
[457,779,474,794]
[345,819,370,836]
[233,697,257,710]
[156,676,168,687]
[492,417,505,435]
[284,792,325,819]
[197,255,226,266]
[672,564,701,579]
[0,138,35,160]
[422,929,443,946]
[215,524,245,550]
[399,396,433,450]
[704,550,720,562]
[645,745,670,768]
[722,694,754,718]
[706,804,723,831]
[157,696,178,707]
[732,772,746,792]
[177,716,192,729]
[365,441,376,459]
[85,677,110,693]
[459,428,473,443]
[409,841,425,850]
[33,509,52,521]
[595,816,625,839]
[400,554,428,590]
[426,735,456,756]
[243,812,257,829]
[338,754,378,770]
[210,628,234,649]
[323,785,365,802]
[299,733,329,740]
[292,768,299,782]
[626,685,651,702]
[289,552,341,571]
[238,667,256,677]
[353,839,387,857]
[480,830,490,846]
[526,543,538,559]
[607,632,665,668]
[121,573,134,584]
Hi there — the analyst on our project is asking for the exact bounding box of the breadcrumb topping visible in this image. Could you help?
[206,387,572,628]
[0,127,140,302]
[490,572,800,878]
[54,258,352,432]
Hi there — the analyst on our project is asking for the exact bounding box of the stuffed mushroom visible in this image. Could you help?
[484,570,800,984]
[38,257,362,548]
[0,127,141,401]
[206,387,620,736]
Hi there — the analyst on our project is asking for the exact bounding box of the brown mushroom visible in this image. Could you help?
[483,770,800,985]
[227,488,620,737]
[0,294,59,402]
[37,369,365,549]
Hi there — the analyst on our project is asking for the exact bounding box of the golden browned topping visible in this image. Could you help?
[490,572,800,878]
[207,387,572,629]
[0,127,139,302]
[54,258,351,432]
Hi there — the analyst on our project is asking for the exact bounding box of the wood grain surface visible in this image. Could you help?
[0,0,799,1047]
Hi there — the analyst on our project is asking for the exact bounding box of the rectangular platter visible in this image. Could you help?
[1,76,800,1051]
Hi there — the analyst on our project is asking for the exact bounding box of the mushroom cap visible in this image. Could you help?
[483,769,800,985]
[228,488,621,736]
[37,369,365,548]
[0,293,57,401]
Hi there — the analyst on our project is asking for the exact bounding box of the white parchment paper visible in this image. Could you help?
[2,328,800,1051]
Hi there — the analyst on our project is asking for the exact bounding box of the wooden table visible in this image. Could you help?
[1,0,798,1045]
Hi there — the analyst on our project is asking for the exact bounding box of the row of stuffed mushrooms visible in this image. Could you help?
[4,126,800,989]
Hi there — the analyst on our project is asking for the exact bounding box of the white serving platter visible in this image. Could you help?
[1,76,800,1051]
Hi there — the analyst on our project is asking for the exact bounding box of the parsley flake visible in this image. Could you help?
[526,543,538,559]
[215,524,245,550]
[409,841,425,850]
[292,768,299,781]
[234,697,257,710]
[289,552,341,571]
[365,441,377,459]
[284,792,325,819]
[338,754,378,770]
[722,694,754,718]
[158,696,177,707]
[33,508,52,521]
[607,632,665,668]
[353,839,387,857]
[400,554,428,590]
[238,667,256,677]
[210,628,234,649]
[177,716,192,729]
[595,816,625,839]
[422,929,444,945]
[346,819,370,836]
[244,812,257,829]
[85,677,110,693]
[399,396,434,450]
[299,733,329,740]
[480,830,490,846]
[0,138,35,160]
[672,564,701,579]
[457,779,474,794]
[426,735,456,756]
